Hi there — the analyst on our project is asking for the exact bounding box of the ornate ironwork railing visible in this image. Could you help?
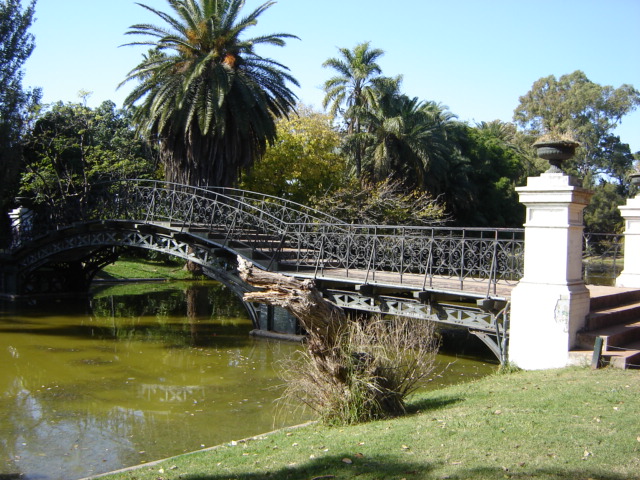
[7,180,526,297]
[100,180,345,226]
[281,223,524,296]
[9,180,629,291]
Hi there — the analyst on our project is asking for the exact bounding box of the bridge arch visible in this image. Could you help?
[4,179,344,306]
[7,220,271,328]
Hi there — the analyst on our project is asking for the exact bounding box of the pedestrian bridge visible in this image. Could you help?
[1,179,530,362]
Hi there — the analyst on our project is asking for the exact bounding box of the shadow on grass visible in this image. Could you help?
[180,459,639,480]
[405,394,464,414]
[450,466,638,480]
[180,453,434,480]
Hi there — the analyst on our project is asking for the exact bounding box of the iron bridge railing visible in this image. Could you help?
[7,180,526,298]
[582,232,624,285]
[282,223,524,296]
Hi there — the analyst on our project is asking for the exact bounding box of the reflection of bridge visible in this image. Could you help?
[1,180,525,361]
[140,384,206,403]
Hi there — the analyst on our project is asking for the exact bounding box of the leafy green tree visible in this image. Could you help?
[310,178,447,226]
[20,100,158,207]
[0,0,37,244]
[583,181,625,233]
[514,71,640,232]
[356,84,477,224]
[322,42,397,178]
[453,122,526,227]
[514,70,640,182]
[240,105,347,204]
[121,0,299,188]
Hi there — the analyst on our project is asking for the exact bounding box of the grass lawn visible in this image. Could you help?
[95,256,198,281]
[92,367,639,480]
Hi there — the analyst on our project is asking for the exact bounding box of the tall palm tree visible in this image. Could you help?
[322,42,394,178]
[120,0,299,187]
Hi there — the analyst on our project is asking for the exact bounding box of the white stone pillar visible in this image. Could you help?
[508,172,593,369]
[616,196,640,288]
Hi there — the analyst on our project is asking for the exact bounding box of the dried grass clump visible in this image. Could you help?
[279,316,440,426]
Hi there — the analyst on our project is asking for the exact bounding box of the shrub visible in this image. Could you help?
[279,316,440,425]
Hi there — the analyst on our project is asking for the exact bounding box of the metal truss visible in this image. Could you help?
[324,289,509,362]
[324,289,498,331]
[18,227,222,272]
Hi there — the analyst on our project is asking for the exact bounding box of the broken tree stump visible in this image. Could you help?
[238,256,350,384]
[237,256,346,346]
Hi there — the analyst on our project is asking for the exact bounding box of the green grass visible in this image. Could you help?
[96,256,199,281]
[95,367,640,480]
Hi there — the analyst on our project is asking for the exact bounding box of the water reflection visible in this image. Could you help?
[0,282,303,480]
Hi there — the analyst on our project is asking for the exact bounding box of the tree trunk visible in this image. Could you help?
[238,256,350,384]
[237,256,346,345]
[238,257,435,422]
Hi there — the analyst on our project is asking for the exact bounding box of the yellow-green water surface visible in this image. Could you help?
[0,282,306,480]
[0,281,495,480]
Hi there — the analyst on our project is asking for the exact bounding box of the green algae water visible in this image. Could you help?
[0,282,306,480]
[0,281,495,480]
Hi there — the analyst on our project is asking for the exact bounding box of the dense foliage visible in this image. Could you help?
[120,0,299,188]
[240,106,347,205]
[0,0,36,245]
[20,101,159,207]
[319,43,535,227]
[451,121,530,226]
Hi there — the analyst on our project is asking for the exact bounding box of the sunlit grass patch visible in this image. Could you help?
[96,255,197,280]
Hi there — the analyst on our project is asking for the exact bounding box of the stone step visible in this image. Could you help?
[569,341,640,369]
[576,320,640,350]
[578,286,640,368]
[588,286,640,311]
[586,301,640,330]
[606,341,640,369]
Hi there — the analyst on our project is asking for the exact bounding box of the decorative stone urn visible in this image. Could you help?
[532,139,580,173]
[629,172,640,187]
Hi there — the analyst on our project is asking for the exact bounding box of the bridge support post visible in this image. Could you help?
[615,196,640,288]
[509,172,592,369]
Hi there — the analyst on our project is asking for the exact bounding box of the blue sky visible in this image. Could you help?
[23,0,640,152]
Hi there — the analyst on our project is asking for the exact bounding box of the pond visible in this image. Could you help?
[0,281,496,480]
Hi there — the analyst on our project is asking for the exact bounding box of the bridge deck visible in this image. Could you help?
[282,268,623,302]
[279,267,517,300]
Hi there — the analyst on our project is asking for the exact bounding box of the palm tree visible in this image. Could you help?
[363,90,457,191]
[120,0,299,187]
[322,42,394,178]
